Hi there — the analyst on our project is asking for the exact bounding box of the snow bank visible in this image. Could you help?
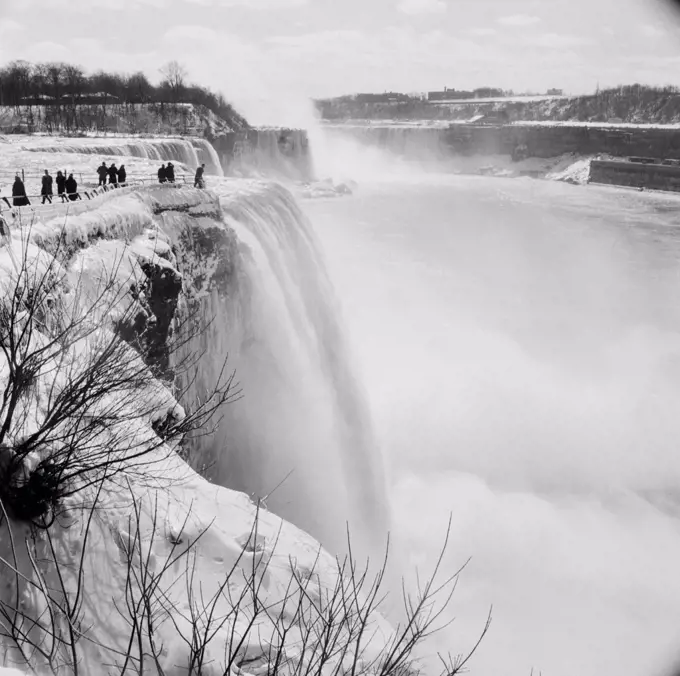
[545,156,594,184]
[440,152,596,184]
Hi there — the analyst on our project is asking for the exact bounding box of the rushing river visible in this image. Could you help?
[303,174,680,676]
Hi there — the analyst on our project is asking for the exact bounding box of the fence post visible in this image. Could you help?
[21,169,25,183]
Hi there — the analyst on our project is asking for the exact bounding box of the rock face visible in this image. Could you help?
[325,122,680,161]
[0,183,393,675]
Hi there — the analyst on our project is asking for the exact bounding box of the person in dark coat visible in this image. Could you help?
[12,176,30,207]
[158,164,167,184]
[97,162,108,186]
[41,170,53,204]
[117,165,127,185]
[65,174,79,201]
[108,163,118,185]
[165,162,175,183]
[194,164,205,188]
[56,171,67,201]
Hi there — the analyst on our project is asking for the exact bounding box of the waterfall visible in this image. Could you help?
[191,138,224,176]
[24,138,224,175]
[212,129,313,181]
[172,180,388,558]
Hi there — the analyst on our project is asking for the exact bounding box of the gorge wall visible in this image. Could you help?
[588,159,680,192]
[327,123,680,161]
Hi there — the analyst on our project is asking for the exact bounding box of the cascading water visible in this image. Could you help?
[191,138,224,176]
[24,138,223,174]
[172,180,389,558]
[212,129,313,181]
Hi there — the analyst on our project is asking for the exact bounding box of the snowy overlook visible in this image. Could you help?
[0,135,458,676]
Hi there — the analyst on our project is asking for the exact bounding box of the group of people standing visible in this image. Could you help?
[3,159,209,211]
[157,163,176,184]
[157,162,206,188]
[3,171,81,208]
[97,162,127,187]
[159,162,206,188]
[40,170,81,204]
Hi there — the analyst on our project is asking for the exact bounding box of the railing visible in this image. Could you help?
[0,171,192,190]
[0,175,197,221]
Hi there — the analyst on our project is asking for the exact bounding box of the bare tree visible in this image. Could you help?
[159,61,188,103]
[0,59,247,133]
[125,72,153,104]
[0,480,491,676]
[0,218,240,529]
[61,65,85,105]
[0,61,34,108]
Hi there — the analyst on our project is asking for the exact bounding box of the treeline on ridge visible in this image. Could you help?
[0,59,248,128]
[316,84,680,125]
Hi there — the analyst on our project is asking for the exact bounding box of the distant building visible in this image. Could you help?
[428,88,474,101]
[546,88,564,96]
[18,94,56,105]
[428,87,505,101]
[472,87,504,99]
[59,92,120,104]
[354,92,411,104]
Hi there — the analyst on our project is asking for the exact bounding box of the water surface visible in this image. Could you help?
[304,175,680,676]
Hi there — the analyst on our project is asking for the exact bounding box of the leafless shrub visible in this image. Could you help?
[0,218,240,527]
[0,481,490,676]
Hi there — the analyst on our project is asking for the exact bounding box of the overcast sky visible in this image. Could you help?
[2,0,680,123]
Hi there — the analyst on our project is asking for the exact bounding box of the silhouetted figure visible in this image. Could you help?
[165,162,175,183]
[41,170,53,204]
[108,163,118,185]
[65,174,80,201]
[97,162,108,186]
[118,165,127,185]
[56,171,67,202]
[194,164,205,189]
[12,176,29,207]
[158,164,167,184]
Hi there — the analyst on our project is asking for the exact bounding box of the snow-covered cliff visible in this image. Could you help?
[0,136,395,675]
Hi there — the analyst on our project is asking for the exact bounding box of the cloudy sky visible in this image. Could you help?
[1,0,680,123]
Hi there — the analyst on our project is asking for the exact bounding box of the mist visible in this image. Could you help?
[202,57,680,675]
[304,170,680,676]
